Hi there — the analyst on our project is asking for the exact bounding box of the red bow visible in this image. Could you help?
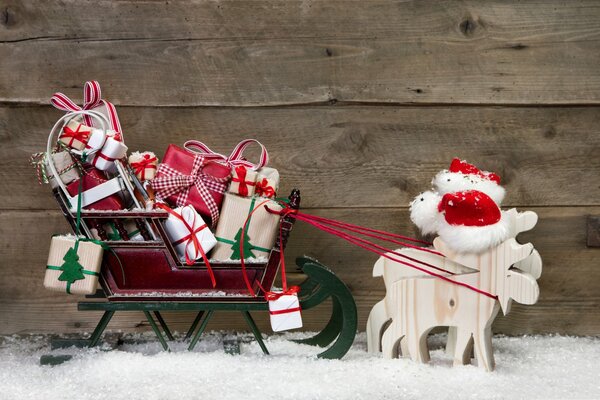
[152,156,229,226]
[265,285,300,301]
[255,178,276,198]
[61,124,91,148]
[184,139,269,170]
[232,166,256,196]
[130,154,158,181]
[156,203,216,287]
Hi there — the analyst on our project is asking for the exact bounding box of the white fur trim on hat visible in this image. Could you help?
[432,171,506,205]
[437,211,510,254]
[409,190,442,235]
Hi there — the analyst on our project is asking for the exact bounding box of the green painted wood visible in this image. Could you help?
[223,338,241,355]
[40,354,73,366]
[154,311,174,341]
[185,311,205,340]
[188,310,214,351]
[242,311,270,356]
[88,310,114,347]
[143,311,169,351]
[50,338,91,350]
[295,296,343,348]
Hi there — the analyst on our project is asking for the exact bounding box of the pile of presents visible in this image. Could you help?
[34,82,287,294]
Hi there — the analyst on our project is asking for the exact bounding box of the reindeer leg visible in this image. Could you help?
[381,322,402,359]
[452,328,474,366]
[367,300,389,353]
[446,326,457,355]
[473,327,495,371]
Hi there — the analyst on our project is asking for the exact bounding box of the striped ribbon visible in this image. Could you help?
[184,139,269,171]
[51,81,123,136]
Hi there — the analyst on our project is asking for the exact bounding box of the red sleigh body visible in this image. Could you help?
[53,189,300,302]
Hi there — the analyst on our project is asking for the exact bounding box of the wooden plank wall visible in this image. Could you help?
[1,0,599,336]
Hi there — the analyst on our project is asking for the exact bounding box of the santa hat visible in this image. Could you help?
[409,190,442,235]
[437,190,510,254]
[432,158,506,205]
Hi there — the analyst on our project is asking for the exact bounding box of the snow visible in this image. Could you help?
[1,332,599,400]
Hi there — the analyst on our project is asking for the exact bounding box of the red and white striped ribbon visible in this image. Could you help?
[184,139,269,171]
[51,81,123,137]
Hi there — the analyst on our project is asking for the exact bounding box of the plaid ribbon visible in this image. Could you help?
[152,155,229,226]
[51,80,123,137]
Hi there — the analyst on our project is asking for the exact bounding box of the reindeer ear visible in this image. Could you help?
[515,211,538,234]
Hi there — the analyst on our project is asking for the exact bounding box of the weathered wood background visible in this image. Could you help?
[1,0,599,336]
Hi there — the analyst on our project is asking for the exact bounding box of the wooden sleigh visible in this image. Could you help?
[41,111,357,364]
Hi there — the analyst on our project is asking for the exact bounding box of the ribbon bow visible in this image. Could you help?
[152,156,229,226]
[184,139,269,171]
[130,153,158,181]
[255,178,276,198]
[51,80,123,137]
[61,123,91,148]
[264,285,300,301]
[157,204,216,287]
[232,166,256,196]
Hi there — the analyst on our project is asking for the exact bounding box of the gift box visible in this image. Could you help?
[67,169,124,210]
[59,120,93,151]
[44,235,103,295]
[129,151,158,181]
[92,133,128,172]
[103,220,144,241]
[255,167,279,198]
[161,205,217,264]
[228,165,258,197]
[211,193,283,260]
[268,292,303,332]
[32,150,81,189]
[152,144,231,226]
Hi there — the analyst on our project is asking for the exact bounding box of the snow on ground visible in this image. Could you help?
[0,332,599,400]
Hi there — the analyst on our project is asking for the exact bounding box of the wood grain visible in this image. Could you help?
[1,1,600,105]
[4,105,600,210]
[2,207,598,335]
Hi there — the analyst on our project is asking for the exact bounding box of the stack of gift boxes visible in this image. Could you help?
[34,82,287,295]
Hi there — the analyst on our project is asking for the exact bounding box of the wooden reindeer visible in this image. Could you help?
[380,238,539,371]
[367,210,542,355]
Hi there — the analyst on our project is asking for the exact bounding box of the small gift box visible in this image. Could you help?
[161,204,217,264]
[211,193,283,261]
[255,167,279,198]
[59,120,93,151]
[129,151,158,181]
[228,165,258,197]
[103,220,144,241]
[32,150,81,189]
[67,169,124,210]
[92,133,128,172]
[44,235,103,295]
[268,291,303,332]
[152,144,231,226]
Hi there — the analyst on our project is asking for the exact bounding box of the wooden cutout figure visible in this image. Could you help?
[380,238,539,371]
[58,247,85,284]
[230,228,255,260]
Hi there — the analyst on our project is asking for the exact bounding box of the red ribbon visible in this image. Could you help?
[157,203,216,287]
[255,178,276,198]
[232,166,256,196]
[130,154,158,181]
[263,204,499,301]
[269,307,301,316]
[51,81,123,136]
[265,285,300,301]
[61,124,91,148]
[184,139,269,170]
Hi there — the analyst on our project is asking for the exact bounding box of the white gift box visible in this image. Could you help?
[92,134,128,171]
[44,235,103,295]
[163,205,217,263]
[268,293,303,332]
[255,166,280,198]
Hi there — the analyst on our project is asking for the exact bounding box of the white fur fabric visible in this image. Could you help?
[409,190,442,235]
[432,171,506,205]
[437,211,511,254]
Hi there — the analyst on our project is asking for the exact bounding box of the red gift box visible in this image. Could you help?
[152,144,231,226]
[67,169,124,210]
